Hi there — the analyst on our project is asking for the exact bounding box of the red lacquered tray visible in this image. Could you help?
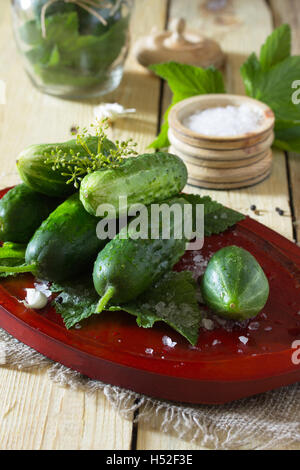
[0,188,299,404]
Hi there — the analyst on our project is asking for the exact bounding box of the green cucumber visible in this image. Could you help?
[0,193,106,282]
[24,193,108,282]
[201,246,269,320]
[16,136,115,197]
[80,152,188,216]
[93,197,188,312]
[0,184,61,243]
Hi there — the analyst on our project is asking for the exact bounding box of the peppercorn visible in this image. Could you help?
[250,205,256,211]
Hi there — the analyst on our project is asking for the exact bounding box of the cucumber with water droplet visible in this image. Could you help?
[93,197,188,312]
[201,245,269,320]
[80,152,188,216]
[16,136,115,198]
[0,193,107,282]
[0,184,61,243]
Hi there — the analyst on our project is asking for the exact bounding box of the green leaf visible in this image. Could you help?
[0,242,27,278]
[24,12,129,87]
[109,271,202,345]
[19,19,43,46]
[260,24,291,71]
[47,45,60,67]
[44,11,79,46]
[253,57,300,122]
[149,62,226,149]
[274,124,300,153]
[240,53,262,97]
[150,62,226,98]
[148,105,172,149]
[50,276,99,329]
[182,194,245,236]
[241,25,300,153]
[51,271,202,345]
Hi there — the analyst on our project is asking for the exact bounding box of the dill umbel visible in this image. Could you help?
[44,120,138,189]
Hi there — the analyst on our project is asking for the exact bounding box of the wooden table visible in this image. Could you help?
[0,0,299,450]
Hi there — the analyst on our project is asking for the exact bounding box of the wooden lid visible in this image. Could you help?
[134,18,225,69]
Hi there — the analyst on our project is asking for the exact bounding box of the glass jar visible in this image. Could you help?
[11,0,133,99]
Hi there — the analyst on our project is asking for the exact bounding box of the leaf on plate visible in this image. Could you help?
[182,194,245,236]
[51,271,202,345]
[50,276,99,329]
[110,271,202,345]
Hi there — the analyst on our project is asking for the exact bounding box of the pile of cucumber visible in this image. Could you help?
[0,134,270,331]
[0,136,190,313]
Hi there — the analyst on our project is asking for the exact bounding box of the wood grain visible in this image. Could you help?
[136,0,295,450]
[269,0,300,242]
[0,0,168,450]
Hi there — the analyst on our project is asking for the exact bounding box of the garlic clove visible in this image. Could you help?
[23,288,48,310]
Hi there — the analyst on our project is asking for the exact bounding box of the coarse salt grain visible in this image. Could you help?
[239,336,249,345]
[183,104,263,137]
[202,318,215,331]
[145,348,153,355]
[162,336,177,348]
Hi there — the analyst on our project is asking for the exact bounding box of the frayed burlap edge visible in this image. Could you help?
[0,327,299,450]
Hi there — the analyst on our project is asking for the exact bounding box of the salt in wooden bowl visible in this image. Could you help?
[168,94,275,189]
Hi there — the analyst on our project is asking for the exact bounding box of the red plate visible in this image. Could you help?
[0,187,299,404]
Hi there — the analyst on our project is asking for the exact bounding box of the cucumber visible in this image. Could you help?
[0,184,61,244]
[17,136,115,198]
[0,193,106,282]
[201,246,269,321]
[23,193,107,282]
[80,152,188,216]
[93,197,188,312]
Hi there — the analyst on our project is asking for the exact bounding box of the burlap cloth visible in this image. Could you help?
[0,327,299,450]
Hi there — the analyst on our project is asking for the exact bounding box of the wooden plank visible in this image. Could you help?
[0,0,168,450]
[269,0,300,242]
[137,0,294,450]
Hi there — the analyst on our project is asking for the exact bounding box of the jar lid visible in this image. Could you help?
[134,18,225,69]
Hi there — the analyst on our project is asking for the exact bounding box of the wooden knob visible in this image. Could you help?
[165,18,190,48]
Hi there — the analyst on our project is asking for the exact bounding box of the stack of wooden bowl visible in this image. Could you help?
[168,94,275,189]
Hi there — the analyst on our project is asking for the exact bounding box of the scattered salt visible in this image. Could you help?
[34,281,52,298]
[212,339,221,346]
[162,336,177,348]
[248,322,260,331]
[145,348,153,355]
[239,336,249,345]
[183,104,263,137]
[202,318,215,331]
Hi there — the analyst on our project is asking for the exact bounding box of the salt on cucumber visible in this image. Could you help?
[80,152,188,217]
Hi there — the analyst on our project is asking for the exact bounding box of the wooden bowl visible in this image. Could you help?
[168,94,275,189]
